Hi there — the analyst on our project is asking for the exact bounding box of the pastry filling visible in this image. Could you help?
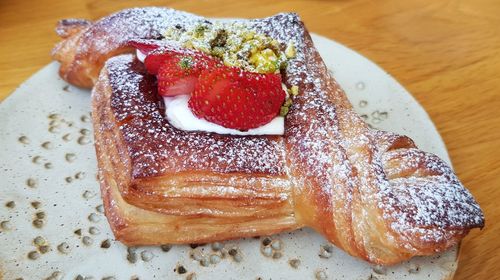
[131,22,299,135]
[163,95,284,136]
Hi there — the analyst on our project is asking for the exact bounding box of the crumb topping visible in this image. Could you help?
[163,21,290,74]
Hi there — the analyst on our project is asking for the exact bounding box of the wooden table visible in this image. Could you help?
[1,0,498,278]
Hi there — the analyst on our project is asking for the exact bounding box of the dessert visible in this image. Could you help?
[52,7,484,265]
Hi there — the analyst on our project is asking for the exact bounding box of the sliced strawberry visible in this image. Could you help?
[144,47,215,75]
[157,55,219,96]
[128,39,162,54]
[189,67,285,130]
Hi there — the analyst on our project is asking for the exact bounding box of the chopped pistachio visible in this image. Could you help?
[163,27,183,41]
[178,57,193,70]
[285,41,296,58]
[243,30,255,40]
[210,29,228,48]
[279,95,294,117]
[270,39,281,51]
[279,59,288,70]
[163,21,296,74]
[250,48,279,73]
[211,46,225,58]
[289,85,299,96]
[183,40,194,49]
[193,24,208,38]
[279,106,289,117]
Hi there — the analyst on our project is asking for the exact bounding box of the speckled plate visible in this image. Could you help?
[0,34,458,280]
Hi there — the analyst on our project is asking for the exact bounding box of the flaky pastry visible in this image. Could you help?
[52,8,484,265]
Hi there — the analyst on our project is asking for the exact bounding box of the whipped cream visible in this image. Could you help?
[163,95,284,136]
[136,49,147,62]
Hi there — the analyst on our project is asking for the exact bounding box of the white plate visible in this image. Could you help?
[0,34,457,280]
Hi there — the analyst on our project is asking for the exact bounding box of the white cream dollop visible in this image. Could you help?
[136,49,147,62]
[164,95,284,136]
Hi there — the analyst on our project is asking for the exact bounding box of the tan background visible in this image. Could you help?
[1,0,498,279]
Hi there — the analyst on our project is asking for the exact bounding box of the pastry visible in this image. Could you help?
[53,7,484,265]
[52,8,200,88]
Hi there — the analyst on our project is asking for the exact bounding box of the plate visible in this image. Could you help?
[0,34,458,280]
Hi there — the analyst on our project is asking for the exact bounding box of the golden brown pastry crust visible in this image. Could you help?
[59,8,484,265]
[52,8,202,88]
[92,63,298,245]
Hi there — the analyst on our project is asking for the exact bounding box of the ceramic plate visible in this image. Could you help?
[0,34,458,280]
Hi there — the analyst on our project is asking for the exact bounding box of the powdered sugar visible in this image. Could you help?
[79,8,203,62]
[250,12,483,254]
[105,54,285,177]
[92,8,483,262]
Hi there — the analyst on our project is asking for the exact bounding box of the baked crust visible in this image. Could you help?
[93,55,291,218]
[57,8,484,265]
[93,63,298,244]
[52,8,201,88]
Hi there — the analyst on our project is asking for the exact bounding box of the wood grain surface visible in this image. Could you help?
[1,0,498,279]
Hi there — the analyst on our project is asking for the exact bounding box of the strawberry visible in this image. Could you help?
[188,66,285,130]
[127,39,215,75]
[144,47,212,75]
[156,54,219,96]
[128,39,162,54]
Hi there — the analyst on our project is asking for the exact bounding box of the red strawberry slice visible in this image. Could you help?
[145,47,213,75]
[127,39,209,75]
[188,66,285,130]
[157,55,219,96]
[128,39,162,54]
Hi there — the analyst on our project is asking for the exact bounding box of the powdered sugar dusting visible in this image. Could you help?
[249,12,483,255]
[379,149,484,244]
[105,54,285,178]
[79,8,204,62]
[92,8,483,261]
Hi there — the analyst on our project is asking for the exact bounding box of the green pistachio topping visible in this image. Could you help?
[279,86,300,117]
[193,24,209,38]
[285,41,296,59]
[178,56,193,70]
[289,85,299,96]
[279,106,290,117]
[279,96,294,117]
[164,22,295,74]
